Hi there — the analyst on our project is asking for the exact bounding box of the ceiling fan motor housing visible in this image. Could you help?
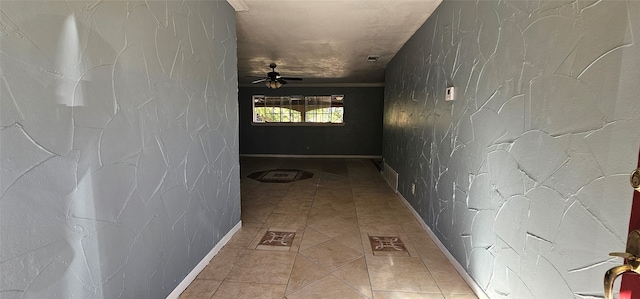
[251,63,302,88]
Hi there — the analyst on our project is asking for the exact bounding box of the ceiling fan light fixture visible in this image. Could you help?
[265,80,282,89]
[253,63,301,88]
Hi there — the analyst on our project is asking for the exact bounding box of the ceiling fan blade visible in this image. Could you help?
[252,78,267,84]
[277,79,288,85]
[280,77,303,81]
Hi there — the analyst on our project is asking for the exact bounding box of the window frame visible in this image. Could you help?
[251,94,345,126]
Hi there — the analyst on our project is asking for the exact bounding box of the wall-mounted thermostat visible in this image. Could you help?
[445,86,455,101]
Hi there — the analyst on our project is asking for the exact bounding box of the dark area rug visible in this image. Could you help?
[248,169,313,183]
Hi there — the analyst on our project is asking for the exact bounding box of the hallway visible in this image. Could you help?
[180,158,478,298]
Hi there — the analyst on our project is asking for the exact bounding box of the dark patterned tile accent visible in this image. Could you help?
[256,230,297,251]
[369,236,409,256]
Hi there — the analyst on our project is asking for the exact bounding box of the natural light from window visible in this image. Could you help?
[252,95,344,124]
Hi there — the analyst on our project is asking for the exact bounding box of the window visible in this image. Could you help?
[252,95,344,124]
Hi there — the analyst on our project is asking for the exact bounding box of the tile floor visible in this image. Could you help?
[180,158,478,299]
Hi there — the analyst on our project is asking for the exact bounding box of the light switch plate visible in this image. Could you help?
[445,87,455,101]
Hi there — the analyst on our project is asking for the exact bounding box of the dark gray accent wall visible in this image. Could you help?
[0,1,239,298]
[239,87,383,156]
[384,0,640,297]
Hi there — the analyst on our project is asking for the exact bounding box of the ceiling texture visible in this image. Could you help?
[229,0,442,86]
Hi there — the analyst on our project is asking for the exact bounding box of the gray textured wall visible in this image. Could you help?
[0,1,240,298]
[383,0,640,297]
[239,87,383,156]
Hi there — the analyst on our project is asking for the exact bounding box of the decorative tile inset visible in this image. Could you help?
[264,171,298,180]
[369,236,408,256]
[256,229,296,251]
[248,169,313,183]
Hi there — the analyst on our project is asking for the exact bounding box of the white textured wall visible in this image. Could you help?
[383,0,640,297]
[0,1,239,298]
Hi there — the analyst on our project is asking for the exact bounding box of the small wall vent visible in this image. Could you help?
[366,55,379,62]
[382,161,399,193]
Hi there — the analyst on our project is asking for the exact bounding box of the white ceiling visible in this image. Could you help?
[231,0,442,86]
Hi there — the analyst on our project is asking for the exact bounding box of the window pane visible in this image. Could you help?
[305,96,333,123]
[331,107,343,123]
[252,94,343,124]
[253,95,265,122]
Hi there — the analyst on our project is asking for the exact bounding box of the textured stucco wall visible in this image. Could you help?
[0,1,239,298]
[383,0,640,297]
[239,86,384,156]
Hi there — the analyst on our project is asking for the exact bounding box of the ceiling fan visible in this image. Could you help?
[251,63,303,89]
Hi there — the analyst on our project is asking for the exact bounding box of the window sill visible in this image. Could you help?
[251,122,345,127]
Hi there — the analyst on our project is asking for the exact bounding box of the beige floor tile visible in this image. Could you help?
[211,281,286,299]
[427,262,459,278]
[307,209,334,225]
[180,279,222,298]
[332,257,372,298]
[251,183,290,193]
[443,294,479,299]
[355,201,411,217]
[225,250,296,284]
[334,229,364,253]
[286,254,330,295]
[367,255,440,293]
[308,216,359,238]
[240,210,264,224]
[407,234,443,259]
[285,189,316,197]
[184,158,482,299]
[286,274,368,299]
[406,233,439,249]
[421,252,455,271]
[300,239,363,272]
[246,188,287,202]
[402,219,427,234]
[437,281,474,297]
[333,210,359,223]
[411,248,439,261]
[352,189,395,197]
[286,183,318,192]
[273,199,313,214]
[358,215,407,234]
[372,291,445,299]
[197,248,245,280]
[429,269,474,294]
[312,194,345,206]
[312,201,356,215]
[224,223,263,249]
[300,227,331,251]
[353,197,389,206]
[263,212,309,229]
[314,191,354,202]
[242,200,276,223]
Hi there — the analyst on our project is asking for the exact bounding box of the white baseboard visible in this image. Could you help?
[166,221,242,299]
[397,193,490,299]
[239,154,382,159]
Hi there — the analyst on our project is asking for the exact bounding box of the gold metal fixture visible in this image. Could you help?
[631,168,640,191]
[604,230,640,299]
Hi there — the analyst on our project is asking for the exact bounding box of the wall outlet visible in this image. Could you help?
[445,86,455,101]
[411,183,416,194]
